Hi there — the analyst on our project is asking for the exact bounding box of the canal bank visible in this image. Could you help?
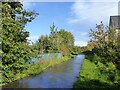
[2,54,85,88]
[1,55,72,87]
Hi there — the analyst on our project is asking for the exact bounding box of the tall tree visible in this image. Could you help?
[2,2,38,83]
[49,23,59,52]
[58,29,74,55]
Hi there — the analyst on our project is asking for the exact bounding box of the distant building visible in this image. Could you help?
[109,16,120,35]
[109,16,120,29]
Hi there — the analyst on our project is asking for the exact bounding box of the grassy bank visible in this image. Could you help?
[2,55,73,86]
[73,54,117,88]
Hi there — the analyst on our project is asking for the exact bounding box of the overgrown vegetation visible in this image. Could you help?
[89,22,120,86]
[73,54,119,88]
[74,21,120,88]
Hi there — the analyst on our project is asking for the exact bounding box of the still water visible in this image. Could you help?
[3,54,85,88]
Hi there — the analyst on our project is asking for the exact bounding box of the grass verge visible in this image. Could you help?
[73,54,116,88]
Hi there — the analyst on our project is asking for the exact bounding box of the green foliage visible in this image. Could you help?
[73,21,120,88]
[34,23,75,56]
[89,21,120,86]
[2,2,38,83]
[79,46,88,53]
[73,55,116,88]
[36,35,52,53]
[58,29,74,55]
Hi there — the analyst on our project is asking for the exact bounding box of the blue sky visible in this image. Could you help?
[23,0,118,46]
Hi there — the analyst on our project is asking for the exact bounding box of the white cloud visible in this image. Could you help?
[74,36,89,46]
[27,36,39,43]
[68,1,118,24]
[74,40,87,46]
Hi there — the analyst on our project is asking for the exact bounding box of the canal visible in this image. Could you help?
[3,54,85,88]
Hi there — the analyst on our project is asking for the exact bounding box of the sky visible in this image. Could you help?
[22,0,119,46]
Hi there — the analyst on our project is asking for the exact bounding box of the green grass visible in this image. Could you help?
[73,55,115,88]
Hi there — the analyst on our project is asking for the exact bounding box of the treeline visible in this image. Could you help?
[86,21,120,86]
[31,23,80,56]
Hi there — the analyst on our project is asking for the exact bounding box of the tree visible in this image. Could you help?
[58,29,74,51]
[49,23,59,52]
[2,2,38,83]
[36,24,75,56]
[89,21,107,48]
